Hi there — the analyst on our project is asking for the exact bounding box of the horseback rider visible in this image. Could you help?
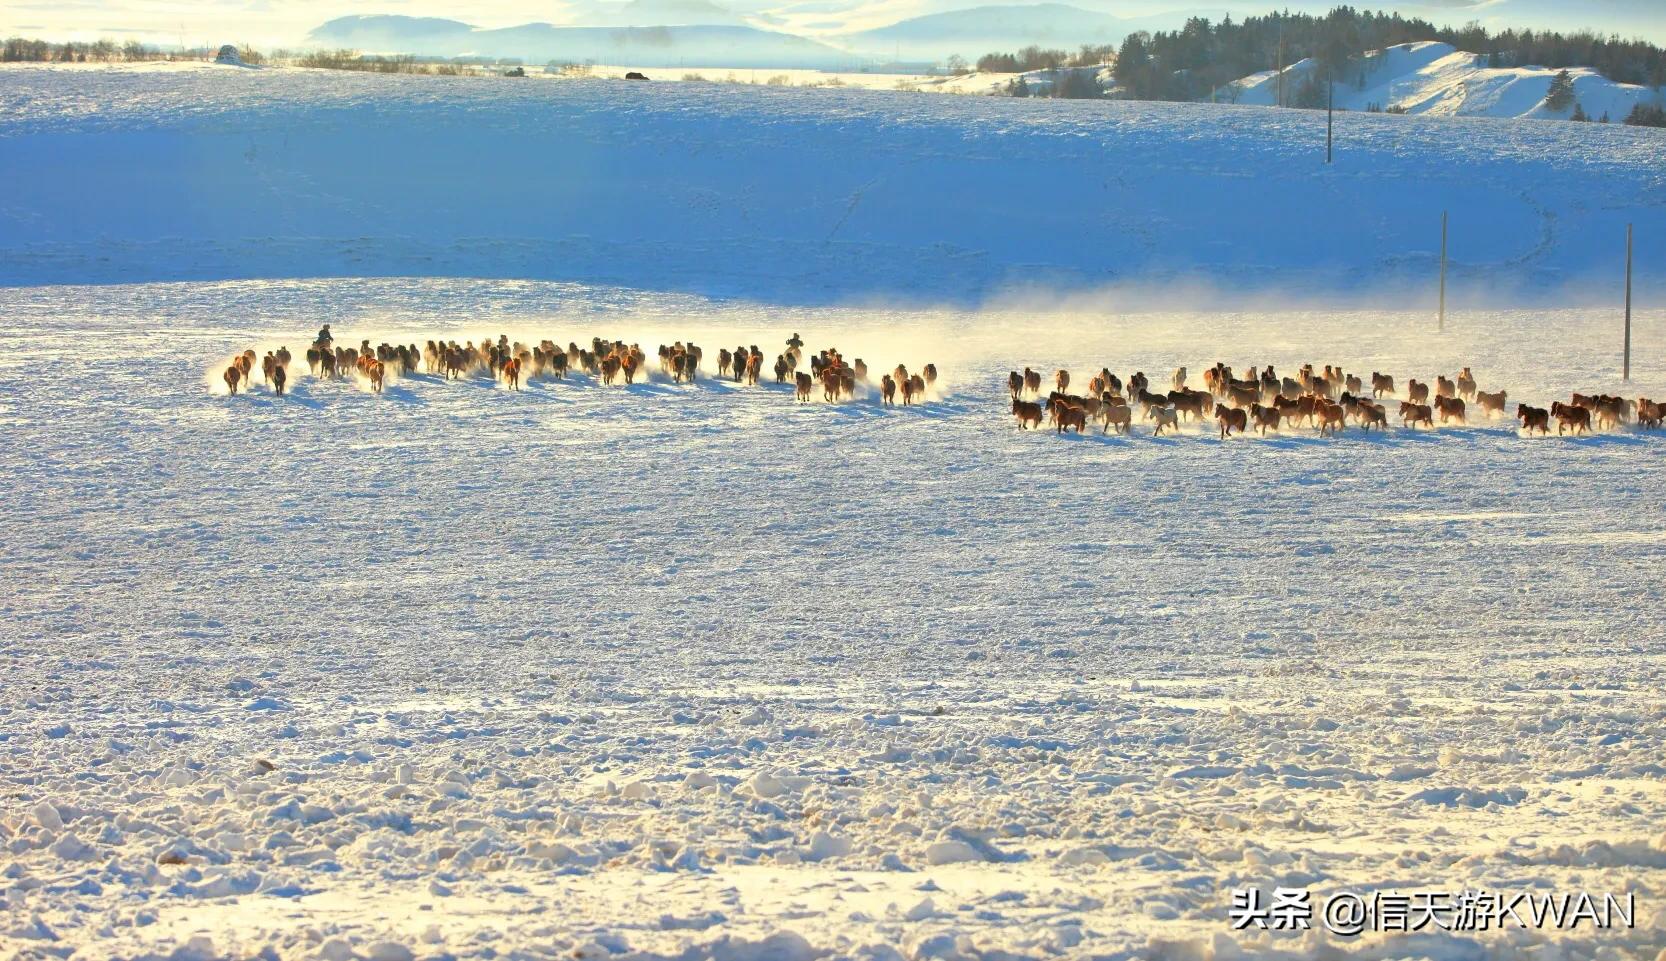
[315,324,333,349]
[786,332,804,349]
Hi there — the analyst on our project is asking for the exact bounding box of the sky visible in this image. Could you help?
[3,0,1663,50]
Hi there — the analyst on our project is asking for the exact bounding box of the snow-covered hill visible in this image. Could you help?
[1,61,1660,300]
[1224,40,1666,122]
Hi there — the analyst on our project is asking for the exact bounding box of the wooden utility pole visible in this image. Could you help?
[1326,71,1334,163]
[1276,27,1284,108]
[1439,211,1448,333]
[1624,223,1633,382]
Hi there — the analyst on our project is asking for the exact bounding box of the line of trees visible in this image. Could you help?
[0,37,506,75]
[2,38,175,62]
[976,44,1114,74]
[1108,8,1666,103]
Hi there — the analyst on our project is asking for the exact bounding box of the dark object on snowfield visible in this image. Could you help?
[1550,402,1590,435]
[1400,402,1433,428]
[1517,404,1550,435]
[1475,390,1508,417]
[1371,372,1394,398]
[1055,403,1087,434]
[1316,401,1346,436]
[1012,398,1042,429]
[795,372,813,403]
[1635,398,1662,429]
[1216,406,1247,439]
[625,71,649,80]
[215,45,242,65]
[1434,395,1466,424]
[223,365,241,395]
[1250,403,1280,436]
[272,364,287,397]
[504,67,526,77]
[1405,379,1430,404]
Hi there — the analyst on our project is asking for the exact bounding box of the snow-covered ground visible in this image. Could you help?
[2,277,1664,960]
[3,64,1666,961]
[1225,41,1666,121]
[1,62,1662,300]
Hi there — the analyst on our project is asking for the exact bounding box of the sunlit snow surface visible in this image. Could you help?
[2,278,1664,959]
[1,61,1663,301]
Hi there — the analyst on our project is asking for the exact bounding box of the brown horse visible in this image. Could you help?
[1316,402,1346,437]
[1055,403,1086,434]
[1101,401,1131,435]
[1216,406,1247,439]
[880,374,896,407]
[1399,402,1433,428]
[223,365,242,395]
[1456,367,1477,400]
[1012,399,1043,429]
[1249,403,1280,436]
[1551,402,1589,435]
[1517,404,1550,435]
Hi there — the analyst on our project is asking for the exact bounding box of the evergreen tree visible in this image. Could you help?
[1113,31,1151,98]
[1570,100,1587,121]
[1545,69,1575,111]
[1626,103,1666,127]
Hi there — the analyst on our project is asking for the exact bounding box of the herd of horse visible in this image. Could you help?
[217,332,941,407]
[217,336,1659,440]
[1011,362,1664,438]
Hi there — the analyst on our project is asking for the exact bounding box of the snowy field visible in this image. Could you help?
[2,62,1666,961]
[2,277,1665,961]
[1,62,1662,300]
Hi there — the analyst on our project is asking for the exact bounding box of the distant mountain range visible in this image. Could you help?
[305,1,1664,72]
[308,4,1240,68]
[836,4,1128,62]
[309,15,861,68]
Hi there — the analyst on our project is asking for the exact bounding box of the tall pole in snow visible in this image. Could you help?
[1326,71,1334,163]
[1276,26,1284,108]
[1439,211,1448,333]
[1624,223,1633,382]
